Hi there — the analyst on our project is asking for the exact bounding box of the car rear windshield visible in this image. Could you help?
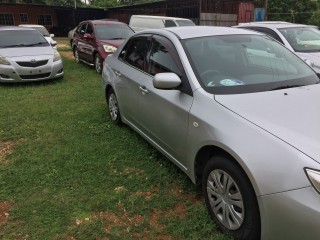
[95,24,134,40]
[278,27,320,52]
[183,34,319,94]
[31,26,50,37]
[175,20,196,27]
[0,30,49,48]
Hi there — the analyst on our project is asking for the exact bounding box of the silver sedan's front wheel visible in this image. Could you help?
[202,155,260,240]
[106,89,121,125]
[207,169,244,230]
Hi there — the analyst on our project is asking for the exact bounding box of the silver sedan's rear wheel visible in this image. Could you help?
[202,155,260,240]
[106,89,121,125]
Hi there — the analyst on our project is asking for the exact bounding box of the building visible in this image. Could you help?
[0,0,260,36]
[106,0,259,26]
[0,3,106,36]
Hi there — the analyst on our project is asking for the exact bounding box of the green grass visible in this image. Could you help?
[0,39,232,240]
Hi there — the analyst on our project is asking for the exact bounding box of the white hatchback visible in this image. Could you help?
[19,24,57,48]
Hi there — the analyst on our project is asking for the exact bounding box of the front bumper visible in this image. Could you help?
[259,187,320,240]
[0,60,64,83]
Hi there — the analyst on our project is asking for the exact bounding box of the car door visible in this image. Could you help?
[114,35,152,127]
[136,35,193,165]
[76,23,88,61]
[81,23,95,63]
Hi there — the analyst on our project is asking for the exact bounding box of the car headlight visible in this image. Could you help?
[305,168,320,194]
[53,51,61,62]
[103,45,117,53]
[0,55,10,65]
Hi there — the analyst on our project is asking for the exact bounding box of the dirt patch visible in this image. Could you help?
[124,167,144,176]
[60,51,74,60]
[133,191,155,201]
[0,139,26,165]
[0,201,13,225]
[0,141,14,161]
[58,43,70,49]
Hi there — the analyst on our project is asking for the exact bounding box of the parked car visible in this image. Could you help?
[0,26,63,83]
[129,15,195,32]
[19,24,57,48]
[68,27,76,47]
[102,26,320,240]
[72,20,134,74]
[234,21,320,73]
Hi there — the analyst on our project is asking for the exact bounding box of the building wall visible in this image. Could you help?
[0,4,58,27]
[107,0,256,26]
[0,4,107,36]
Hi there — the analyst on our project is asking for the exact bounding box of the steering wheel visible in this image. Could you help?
[200,69,222,79]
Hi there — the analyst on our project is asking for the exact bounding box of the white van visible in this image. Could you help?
[129,15,195,32]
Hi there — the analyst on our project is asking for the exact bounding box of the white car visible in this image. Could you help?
[19,24,57,48]
[0,26,63,83]
[235,21,320,73]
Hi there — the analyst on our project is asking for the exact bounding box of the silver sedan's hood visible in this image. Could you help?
[215,84,320,163]
[0,46,53,57]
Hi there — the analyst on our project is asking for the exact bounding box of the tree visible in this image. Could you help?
[268,0,319,24]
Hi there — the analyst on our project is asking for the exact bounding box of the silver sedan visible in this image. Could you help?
[0,26,63,83]
[102,26,320,240]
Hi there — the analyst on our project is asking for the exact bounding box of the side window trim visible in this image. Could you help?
[119,34,152,72]
[148,34,193,96]
[253,27,284,44]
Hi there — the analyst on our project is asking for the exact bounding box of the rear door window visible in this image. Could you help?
[164,20,177,27]
[120,35,151,71]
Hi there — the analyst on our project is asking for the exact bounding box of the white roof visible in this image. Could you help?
[141,26,263,40]
[131,15,192,21]
[237,21,313,29]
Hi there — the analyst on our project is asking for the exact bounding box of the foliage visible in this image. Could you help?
[268,0,319,24]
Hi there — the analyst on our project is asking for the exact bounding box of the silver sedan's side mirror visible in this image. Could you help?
[153,72,181,90]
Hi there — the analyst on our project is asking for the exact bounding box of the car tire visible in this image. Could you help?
[73,47,80,64]
[95,54,103,74]
[106,89,121,125]
[202,155,261,240]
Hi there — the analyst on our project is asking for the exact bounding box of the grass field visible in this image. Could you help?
[0,38,231,240]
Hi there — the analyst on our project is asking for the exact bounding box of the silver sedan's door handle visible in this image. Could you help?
[115,71,122,77]
[139,86,149,95]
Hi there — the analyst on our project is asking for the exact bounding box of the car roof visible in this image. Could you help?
[141,26,263,40]
[237,21,313,29]
[0,26,35,31]
[81,19,124,25]
[131,15,192,21]
[19,24,44,28]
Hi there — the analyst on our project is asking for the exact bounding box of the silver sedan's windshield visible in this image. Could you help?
[278,27,320,52]
[183,34,319,94]
[0,30,49,48]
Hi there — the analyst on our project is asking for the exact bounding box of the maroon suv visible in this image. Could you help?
[72,20,134,73]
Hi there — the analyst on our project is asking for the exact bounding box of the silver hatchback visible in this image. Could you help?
[102,26,320,240]
[0,26,63,83]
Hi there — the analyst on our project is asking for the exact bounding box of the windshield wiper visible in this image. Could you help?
[24,42,48,47]
[1,44,29,48]
[272,85,304,90]
[107,37,124,40]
